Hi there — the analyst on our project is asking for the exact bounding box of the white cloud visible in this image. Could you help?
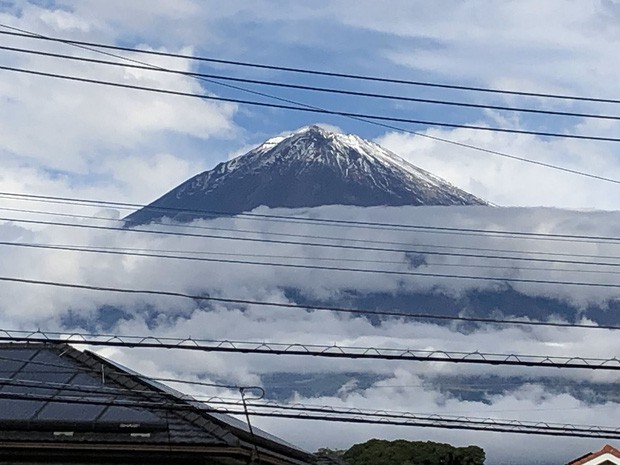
[376,128,620,209]
[3,204,620,319]
[317,1,620,96]
[0,2,239,195]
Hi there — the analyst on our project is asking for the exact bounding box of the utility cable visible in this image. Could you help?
[2,24,619,184]
[2,27,620,105]
[5,237,620,277]
[0,329,618,369]
[4,44,620,123]
[240,387,262,464]
[0,377,262,403]
[4,64,620,143]
[4,190,620,244]
[6,236,620,285]
[5,353,590,394]
[7,204,620,264]
[0,274,618,330]
[7,215,620,270]
[0,353,261,394]
[2,369,618,403]
[0,390,616,439]
[0,382,611,435]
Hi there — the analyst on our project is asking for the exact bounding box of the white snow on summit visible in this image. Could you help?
[124,125,486,226]
[234,125,485,205]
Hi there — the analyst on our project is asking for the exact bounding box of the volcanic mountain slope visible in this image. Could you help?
[124,125,487,225]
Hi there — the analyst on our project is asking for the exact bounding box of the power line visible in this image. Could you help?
[6,238,620,292]
[8,205,620,263]
[6,210,620,315]
[7,215,620,272]
[3,26,620,185]
[0,265,617,330]
[214,413,620,440]
[3,204,549,255]
[6,215,620,275]
[3,365,618,402]
[1,329,618,370]
[8,204,620,264]
[0,27,616,440]
[0,377,258,402]
[0,382,614,435]
[5,236,620,278]
[4,190,620,245]
[0,353,259,393]
[1,344,616,437]
[2,222,619,329]
[0,390,616,439]
[0,343,616,439]
[4,64,620,143]
[215,400,620,434]
[8,353,593,395]
[0,376,611,418]
[2,27,620,106]
[1,28,620,260]
[4,44,620,123]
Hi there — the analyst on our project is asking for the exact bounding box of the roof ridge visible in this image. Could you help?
[567,444,620,465]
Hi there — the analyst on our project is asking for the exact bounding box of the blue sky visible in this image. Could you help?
[2,0,620,208]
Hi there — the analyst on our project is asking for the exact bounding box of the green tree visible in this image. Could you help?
[342,439,485,465]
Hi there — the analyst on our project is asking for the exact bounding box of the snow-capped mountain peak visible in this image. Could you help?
[124,125,487,226]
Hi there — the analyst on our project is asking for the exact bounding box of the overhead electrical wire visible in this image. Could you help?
[8,205,620,264]
[8,206,620,269]
[213,404,620,440]
[0,358,617,394]
[6,204,563,254]
[5,229,620,281]
[4,64,620,143]
[6,231,620,290]
[5,206,617,264]
[2,25,620,185]
[0,378,612,429]
[5,371,619,407]
[1,273,618,330]
[1,329,619,370]
[5,353,599,397]
[206,400,620,432]
[4,191,620,245]
[0,353,260,394]
[4,44,620,123]
[0,204,619,272]
[7,215,620,271]
[4,237,620,278]
[0,390,616,439]
[6,317,614,423]
[2,27,620,105]
[0,377,261,402]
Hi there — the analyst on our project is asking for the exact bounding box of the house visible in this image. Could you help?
[566,444,620,465]
[0,342,317,464]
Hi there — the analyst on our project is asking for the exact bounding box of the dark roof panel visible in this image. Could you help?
[36,401,106,422]
[97,405,162,423]
[0,343,314,465]
[0,399,41,420]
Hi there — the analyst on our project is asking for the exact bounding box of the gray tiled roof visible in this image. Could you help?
[0,343,233,446]
[0,342,315,464]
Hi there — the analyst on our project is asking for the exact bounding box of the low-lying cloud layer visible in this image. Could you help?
[0,205,618,464]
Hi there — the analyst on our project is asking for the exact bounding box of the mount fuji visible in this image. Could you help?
[124,125,487,225]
